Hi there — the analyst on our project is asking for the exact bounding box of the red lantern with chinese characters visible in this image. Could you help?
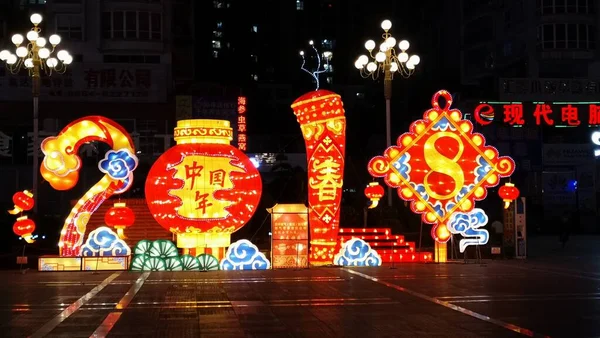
[145,119,262,259]
[13,216,35,243]
[291,90,346,265]
[8,190,34,215]
[498,182,520,209]
[364,182,385,209]
[105,202,135,239]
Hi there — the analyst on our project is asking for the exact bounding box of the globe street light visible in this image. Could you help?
[0,13,72,213]
[355,19,420,207]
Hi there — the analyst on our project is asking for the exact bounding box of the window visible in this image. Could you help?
[296,0,304,10]
[56,15,83,40]
[251,74,258,81]
[213,50,219,58]
[213,1,230,8]
[216,21,223,29]
[212,40,221,49]
[250,54,258,62]
[539,0,594,14]
[252,25,258,33]
[540,23,596,49]
[213,30,222,38]
[103,55,160,63]
[29,0,46,4]
[102,11,162,40]
[322,39,334,49]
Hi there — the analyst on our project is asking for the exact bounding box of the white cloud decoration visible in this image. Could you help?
[220,239,270,270]
[334,238,382,267]
[80,226,131,256]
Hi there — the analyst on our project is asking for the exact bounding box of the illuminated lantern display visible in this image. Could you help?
[291,89,346,265]
[8,190,34,215]
[105,202,135,239]
[364,182,385,209]
[368,90,515,243]
[498,182,520,209]
[13,216,36,243]
[145,119,262,259]
[40,116,138,256]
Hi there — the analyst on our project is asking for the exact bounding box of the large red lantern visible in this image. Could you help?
[291,89,346,265]
[145,119,262,258]
[8,190,34,215]
[364,182,385,209]
[498,182,520,209]
[13,216,36,243]
[105,202,135,239]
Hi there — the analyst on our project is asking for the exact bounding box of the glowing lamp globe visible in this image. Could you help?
[364,182,384,209]
[498,182,520,209]
[13,216,35,243]
[105,202,135,239]
[145,119,262,254]
[8,190,34,215]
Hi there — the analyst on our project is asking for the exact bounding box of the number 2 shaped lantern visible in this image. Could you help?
[40,116,138,256]
[368,90,515,243]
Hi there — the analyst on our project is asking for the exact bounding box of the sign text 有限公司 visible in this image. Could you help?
[237,96,247,152]
[0,64,166,103]
[474,102,600,127]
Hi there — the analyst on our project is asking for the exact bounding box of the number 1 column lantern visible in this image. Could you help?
[291,89,346,265]
[145,119,262,259]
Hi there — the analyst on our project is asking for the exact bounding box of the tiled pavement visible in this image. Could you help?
[0,259,598,337]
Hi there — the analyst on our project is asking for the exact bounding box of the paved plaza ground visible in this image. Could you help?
[1,237,599,337]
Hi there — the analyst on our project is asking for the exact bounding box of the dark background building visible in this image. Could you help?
[0,0,598,255]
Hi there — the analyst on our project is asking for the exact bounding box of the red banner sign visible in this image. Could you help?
[270,206,309,269]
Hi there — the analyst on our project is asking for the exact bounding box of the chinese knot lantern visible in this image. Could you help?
[8,190,34,215]
[291,89,346,265]
[145,119,262,259]
[105,202,135,239]
[364,182,385,209]
[498,182,520,209]
[13,216,35,243]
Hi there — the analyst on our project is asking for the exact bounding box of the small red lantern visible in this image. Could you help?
[8,190,34,215]
[498,182,520,209]
[105,202,135,239]
[13,216,36,243]
[364,182,385,209]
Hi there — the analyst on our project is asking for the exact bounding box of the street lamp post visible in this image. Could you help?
[0,13,72,213]
[355,19,420,207]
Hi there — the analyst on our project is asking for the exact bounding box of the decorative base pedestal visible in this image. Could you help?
[38,255,130,271]
[435,242,447,263]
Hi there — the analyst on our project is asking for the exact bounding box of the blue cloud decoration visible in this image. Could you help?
[220,239,270,270]
[98,149,138,181]
[81,226,131,256]
[447,208,490,253]
[333,238,382,267]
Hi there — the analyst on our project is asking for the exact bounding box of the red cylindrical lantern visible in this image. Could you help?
[105,202,135,239]
[8,190,34,215]
[364,182,385,209]
[145,119,262,260]
[13,216,36,243]
[498,182,520,209]
[291,90,346,265]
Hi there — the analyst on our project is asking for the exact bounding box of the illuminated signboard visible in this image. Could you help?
[474,102,600,127]
[269,204,309,269]
[237,96,247,151]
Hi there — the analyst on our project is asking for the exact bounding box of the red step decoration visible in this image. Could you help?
[338,228,433,263]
